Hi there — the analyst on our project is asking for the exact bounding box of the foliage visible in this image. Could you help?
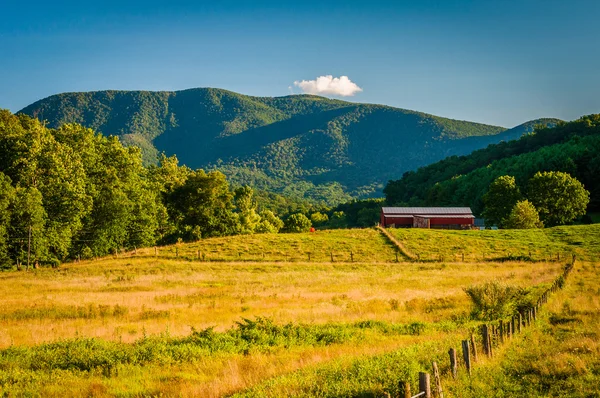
[255,210,284,233]
[167,170,239,240]
[283,213,312,233]
[310,212,329,227]
[235,186,262,234]
[463,281,529,320]
[482,175,523,227]
[527,171,590,227]
[20,88,513,205]
[385,115,600,215]
[0,110,271,267]
[504,200,543,229]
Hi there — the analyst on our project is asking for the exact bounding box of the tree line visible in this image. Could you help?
[0,111,326,269]
[384,114,600,216]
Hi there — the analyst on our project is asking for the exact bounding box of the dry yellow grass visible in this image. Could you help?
[1,227,589,397]
[0,258,561,348]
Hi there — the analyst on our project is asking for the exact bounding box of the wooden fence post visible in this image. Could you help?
[432,362,444,398]
[518,313,522,333]
[499,320,504,344]
[154,247,157,256]
[462,340,471,376]
[331,252,334,262]
[401,381,411,398]
[481,325,489,356]
[419,372,431,398]
[470,334,478,363]
[350,251,354,262]
[448,348,457,379]
[176,247,178,257]
[134,246,137,255]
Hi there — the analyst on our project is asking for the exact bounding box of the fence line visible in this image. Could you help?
[67,244,579,265]
[399,257,575,397]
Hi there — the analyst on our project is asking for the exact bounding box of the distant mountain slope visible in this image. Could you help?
[19,88,552,204]
[384,115,600,214]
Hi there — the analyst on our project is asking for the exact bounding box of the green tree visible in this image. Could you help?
[310,212,329,227]
[284,213,312,233]
[168,170,238,240]
[0,172,14,268]
[9,187,47,269]
[356,208,380,227]
[482,175,523,227]
[504,200,543,229]
[235,186,261,234]
[527,171,590,226]
[255,210,283,233]
[328,211,348,229]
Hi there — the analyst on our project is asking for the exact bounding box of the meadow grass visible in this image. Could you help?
[0,226,597,396]
[130,229,399,263]
[389,224,600,262]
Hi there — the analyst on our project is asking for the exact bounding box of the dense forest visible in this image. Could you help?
[384,115,600,216]
[20,88,544,205]
[0,110,297,269]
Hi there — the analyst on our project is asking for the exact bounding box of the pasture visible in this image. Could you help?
[0,225,598,397]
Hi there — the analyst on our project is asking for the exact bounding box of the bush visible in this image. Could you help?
[284,213,312,233]
[464,281,529,320]
[504,200,543,229]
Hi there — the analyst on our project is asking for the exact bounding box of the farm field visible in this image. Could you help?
[389,224,600,262]
[0,225,598,397]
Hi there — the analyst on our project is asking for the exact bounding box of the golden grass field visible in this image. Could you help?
[0,225,598,397]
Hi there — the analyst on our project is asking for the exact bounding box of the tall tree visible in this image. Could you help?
[235,186,261,234]
[527,171,590,226]
[0,172,14,268]
[482,176,523,227]
[168,170,239,240]
[9,187,47,269]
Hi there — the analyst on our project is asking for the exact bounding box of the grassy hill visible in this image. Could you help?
[385,114,600,214]
[17,88,533,204]
[0,225,598,396]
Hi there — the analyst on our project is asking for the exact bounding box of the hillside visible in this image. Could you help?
[385,115,600,214]
[17,88,527,204]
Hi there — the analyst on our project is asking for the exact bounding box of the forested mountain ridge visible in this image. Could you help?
[384,115,600,215]
[20,88,553,204]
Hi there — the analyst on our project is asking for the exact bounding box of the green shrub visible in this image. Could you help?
[464,281,529,320]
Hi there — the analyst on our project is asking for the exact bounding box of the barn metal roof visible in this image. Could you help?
[383,214,474,219]
[381,207,473,215]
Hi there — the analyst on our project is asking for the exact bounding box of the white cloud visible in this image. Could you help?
[293,75,363,97]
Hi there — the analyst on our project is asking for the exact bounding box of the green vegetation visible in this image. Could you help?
[482,175,523,227]
[504,200,544,229]
[0,110,323,268]
[385,115,600,215]
[20,88,517,204]
[388,224,600,262]
[481,171,589,228]
[463,281,529,320]
[445,261,600,397]
[283,213,312,233]
[0,224,577,396]
[528,171,590,226]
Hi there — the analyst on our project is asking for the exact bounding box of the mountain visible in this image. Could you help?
[19,88,555,204]
[384,115,600,215]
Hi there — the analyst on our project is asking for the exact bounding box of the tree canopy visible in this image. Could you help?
[527,171,589,227]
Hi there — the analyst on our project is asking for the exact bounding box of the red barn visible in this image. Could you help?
[380,207,475,229]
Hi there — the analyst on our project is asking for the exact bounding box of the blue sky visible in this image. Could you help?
[1,0,599,127]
